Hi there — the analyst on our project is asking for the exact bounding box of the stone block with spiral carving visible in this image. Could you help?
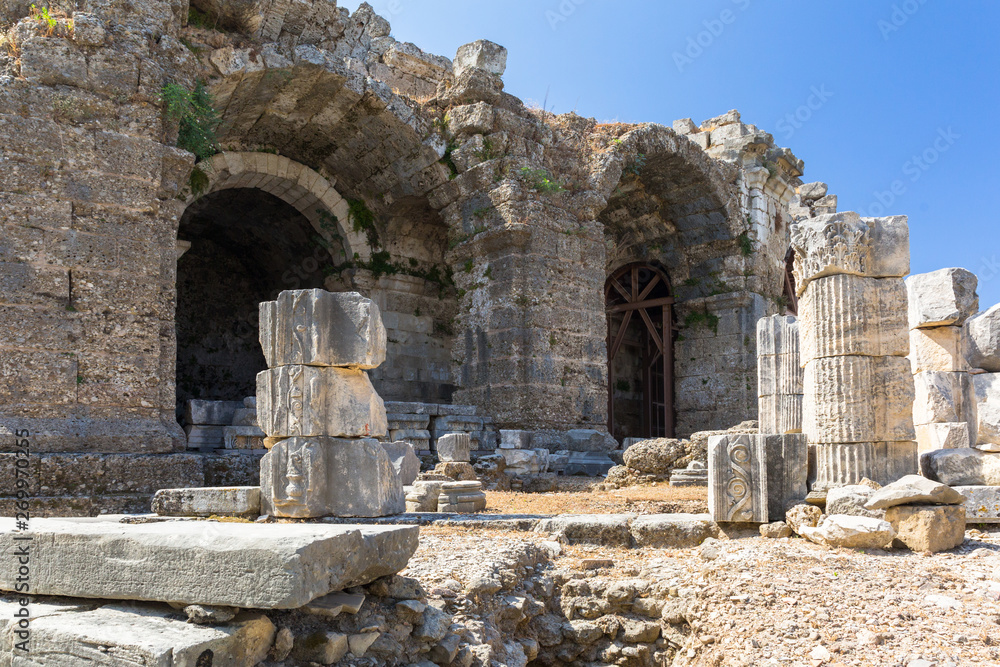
[709,433,807,523]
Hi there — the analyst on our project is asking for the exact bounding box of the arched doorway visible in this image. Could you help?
[606,263,676,440]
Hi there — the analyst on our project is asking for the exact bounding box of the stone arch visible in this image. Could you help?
[187,152,369,261]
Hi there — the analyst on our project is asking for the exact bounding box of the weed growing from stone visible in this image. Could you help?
[161,81,221,160]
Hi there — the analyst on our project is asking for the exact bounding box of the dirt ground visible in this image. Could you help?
[484,482,708,516]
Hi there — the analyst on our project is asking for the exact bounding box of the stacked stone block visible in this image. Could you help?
[905,269,979,453]
[257,290,404,518]
[756,315,803,434]
[792,212,917,490]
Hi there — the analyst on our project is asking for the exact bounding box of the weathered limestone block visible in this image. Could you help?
[4,603,275,667]
[0,519,418,608]
[920,447,1000,486]
[259,289,386,369]
[502,449,542,475]
[909,326,969,374]
[906,268,979,329]
[791,212,909,295]
[453,40,508,78]
[804,356,915,444]
[863,474,966,509]
[382,441,420,486]
[812,441,918,490]
[437,481,487,513]
[757,315,800,358]
[885,505,966,553]
[916,422,974,454]
[912,371,977,426]
[152,486,261,517]
[436,432,471,462]
[256,366,387,438]
[387,413,431,430]
[405,480,444,513]
[799,515,896,549]
[974,372,1000,445]
[826,485,883,519]
[798,275,908,363]
[967,303,1000,371]
[500,429,532,449]
[953,486,1000,523]
[708,434,807,523]
[629,514,720,549]
[261,437,404,518]
[389,429,431,451]
[564,452,616,476]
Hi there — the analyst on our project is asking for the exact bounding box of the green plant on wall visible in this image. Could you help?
[519,167,564,194]
[161,81,220,160]
[684,308,720,334]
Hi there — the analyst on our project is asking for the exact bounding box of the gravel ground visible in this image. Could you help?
[402,524,1000,666]
[484,483,708,516]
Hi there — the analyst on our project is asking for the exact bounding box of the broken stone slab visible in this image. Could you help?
[0,602,275,666]
[259,289,386,369]
[798,275,909,363]
[304,591,366,618]
[825,485,883,519]
[709,434,807,523]
[0,519,418,608]
[453,39,507,78]
[256,365,388,438]
[436,432,471,462]
[799,515,896,549]
[387,413,432,430]
[261,437,405,518]
[953,486,1000,523]
[533,514,637,547]
[909,326,970,374]
[920,447,1000,486]
[906,268,979,329]
[564,452,616,476]
[885,504,966,552]
[913,371,977,427]
[974,372,1000,445]
[967,303,1000,372]
[798,182,829,201]
[791,212,909,295]
[629,514,720,549]
[223,424,265,449]
[185,399,243,426]
[915,422,974,454]
[382,440,421,486]
[151,486,261,517]
[502,449,542,475]
[863,474,966,510]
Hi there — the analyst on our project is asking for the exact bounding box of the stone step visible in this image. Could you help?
[0,519,418,609]
[0,599,276,664]
[383,401,477,416]
[432,415,484,431]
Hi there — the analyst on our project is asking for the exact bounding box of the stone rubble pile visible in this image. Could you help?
[792,211,917,489]
[257,289,404,518]
[906,268,979,452]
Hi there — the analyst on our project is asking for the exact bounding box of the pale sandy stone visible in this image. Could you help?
[382,441,420,486]
[798,275,908,363]
[259,289,386,369]
[864,474,966,509]
[757,395,803,435]
[906,268,979,329]
[913,371,977,426]
[152,486,261,517]
[915,422,973,455]
[436,433,471,462]
[885,505,966,552]
[920,447,1000,486]
[967,303,1000,372]
[261,437,405,518]
[954,485,1000,523]
[757,352,803,398]
[438,481,486,513]
[803,356,914,444]
[757,315,800,357]
[974,372,1000,445]
[791,212,909,294]
[909,326,969,374]
[453,40,507,78]
[0,519,417,608]
[799,515,896,549]
[256,365,388,438]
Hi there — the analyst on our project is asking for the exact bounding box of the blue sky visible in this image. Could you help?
[340,0,1000,307]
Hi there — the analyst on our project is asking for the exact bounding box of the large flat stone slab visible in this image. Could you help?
[0,601,275,666]
[0,519,418,609]
[152,486,261,517]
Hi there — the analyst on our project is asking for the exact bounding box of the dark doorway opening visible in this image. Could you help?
[606,263,676,441]
[175,188,336,413]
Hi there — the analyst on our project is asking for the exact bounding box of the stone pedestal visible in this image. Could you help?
[792,212,915,490]
[437,481,487,513]
[257,290,401,518]
[708,433,807,523]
